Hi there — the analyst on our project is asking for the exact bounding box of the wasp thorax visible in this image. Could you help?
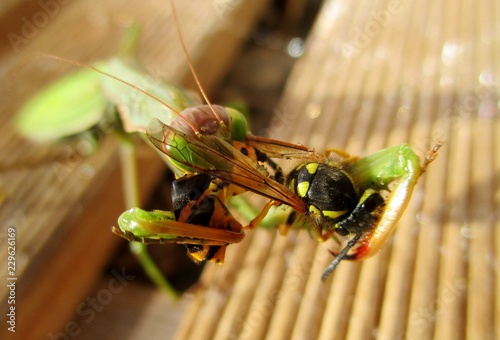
[287,163,358,227]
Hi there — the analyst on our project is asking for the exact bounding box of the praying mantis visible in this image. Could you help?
[14,1,441,296]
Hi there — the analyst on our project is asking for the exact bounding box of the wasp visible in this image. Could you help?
[113,93,441,280]
[105,2,442,281]
[124,109,441,280]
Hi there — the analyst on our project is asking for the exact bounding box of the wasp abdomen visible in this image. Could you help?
[172,173,212,218]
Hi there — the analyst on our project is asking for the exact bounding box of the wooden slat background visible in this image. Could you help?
[0,0,268,339]
[175,0,499,339]
[1,0,498,339]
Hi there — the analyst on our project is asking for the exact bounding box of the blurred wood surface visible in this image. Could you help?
[175,0,499,339]
[0,0,268,339]
[2,0,498,339]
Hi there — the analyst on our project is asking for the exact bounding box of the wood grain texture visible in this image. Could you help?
[175,0,499,339]
[2,0,498,338]
[0,0,268,338]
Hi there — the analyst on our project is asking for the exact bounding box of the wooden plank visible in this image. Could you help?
[174,0,499,339]
[0,0,268,338]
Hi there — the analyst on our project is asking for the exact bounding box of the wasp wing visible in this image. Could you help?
[245,134,322,161]
[148,119,307,213]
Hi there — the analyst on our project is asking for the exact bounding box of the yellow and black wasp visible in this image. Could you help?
[108,1,441,281]
[116,101,440,280]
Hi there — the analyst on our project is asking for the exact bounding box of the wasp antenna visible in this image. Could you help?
[39,53,200,133]
[321,232,362,281]
[169,1,227,131]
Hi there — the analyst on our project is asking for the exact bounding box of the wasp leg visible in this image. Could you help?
[277,209,297,236]
[263,157,285,183]
[246,200,278,229]
[234,139,286,184]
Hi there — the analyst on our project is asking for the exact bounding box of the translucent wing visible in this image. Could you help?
[147,119,307,213]
[245,134,322,161]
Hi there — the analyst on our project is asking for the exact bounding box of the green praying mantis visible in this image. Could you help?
[14,3,441,296]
